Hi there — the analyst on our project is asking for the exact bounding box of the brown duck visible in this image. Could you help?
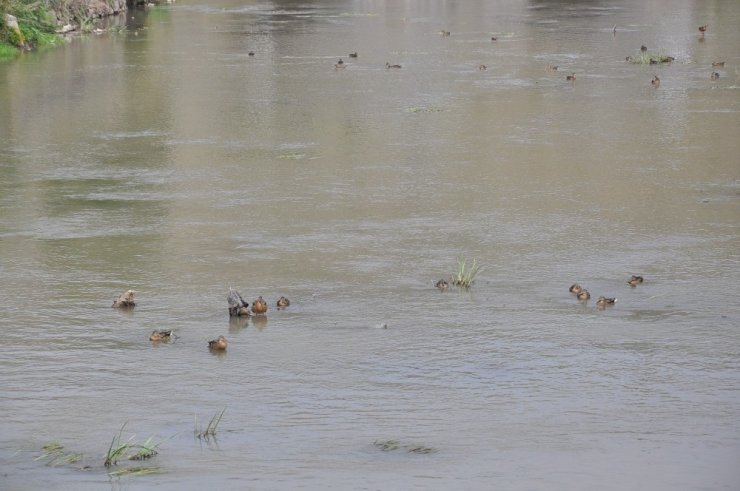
[276,296,290,309]
[149,330,174,342]
[577,290,591,301]
[112,290,136,308]
[651,75,660,87]
[436,279,449,291]
[627,275,644,287]
[386,62,402,69]
[569,283,583,295]
[208,335,228,351]
[596,297,617,308]
[251,296,268,315]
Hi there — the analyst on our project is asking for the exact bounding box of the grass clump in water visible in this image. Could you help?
[451,257,483,288]
[626,50,675,65]
[104,423,166,468]
[194,408,226,440]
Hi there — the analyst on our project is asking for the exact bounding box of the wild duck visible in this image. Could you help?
[566,73,576,81]
[627,275,644,287]
[436,279,449,291]
[208,335,228,351]
[569,283,583,294]
[251,296,268,315]
[596,297,617,308]
[651,75,660,87]
[112,290,136,308]
[149,330,173,342]
[277,296,290,308]
[386,62,402,69]
[227,288,250,317]
[577,290,591,301]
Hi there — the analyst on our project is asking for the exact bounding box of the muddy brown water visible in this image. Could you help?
[1,0,739,489]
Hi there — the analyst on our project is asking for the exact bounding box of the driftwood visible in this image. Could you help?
[227,288,250,317]
[112,290,135,308]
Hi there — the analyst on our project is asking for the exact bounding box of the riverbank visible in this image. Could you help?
[0,0,130,60]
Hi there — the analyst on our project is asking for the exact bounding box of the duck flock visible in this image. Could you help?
[112,272,646,351]
[111,288,291,352]
[326,24,724,84]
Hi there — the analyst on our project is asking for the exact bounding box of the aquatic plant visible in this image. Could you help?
[104,423,166,467]
[194,408,226,440]
[451,257,483,288]
[373,439,436,454]
[36,442,83,467]
[626,50,675,65]
[107,466,164,477]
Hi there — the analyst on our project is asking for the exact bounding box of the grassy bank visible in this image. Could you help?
[0,0,62,59]
[0,0,128,60]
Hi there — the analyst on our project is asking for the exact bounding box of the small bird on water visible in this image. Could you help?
[112,290,136,308]
[208,335,228,351]
[596,296,617,308]
[149,330,174,342]
[627,275,644,287]
[251,296,268,315]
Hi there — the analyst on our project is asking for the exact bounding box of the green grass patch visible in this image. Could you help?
[0,42,19,60]
[626,51,675,65]
[104,423,168,467]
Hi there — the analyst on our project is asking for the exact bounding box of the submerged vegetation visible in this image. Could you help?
[373,439,436,454]
[194,408,226,440]
[36,442,84,467]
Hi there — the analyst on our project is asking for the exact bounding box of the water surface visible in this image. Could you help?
[1,0,739,489]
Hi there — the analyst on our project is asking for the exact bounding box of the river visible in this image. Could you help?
[1,0,739,489]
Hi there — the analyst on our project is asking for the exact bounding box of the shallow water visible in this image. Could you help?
[1,0,739,489]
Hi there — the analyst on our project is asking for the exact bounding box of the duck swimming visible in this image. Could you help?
[251,296,268,315]
[436,279,449,291]
[112,290,136,308]
[386,62,402,69]
[651,75,660,87]
[566,73,576,81]
[349,52,358,58]
[208,335,228,351]
[277,296,290,308]
[149,330,174,342]
[569,283,583,295]
[596,296,617,308]
[227,288,250,317]
[627,275,644,287]
[335,59,346,70]
[699,25,708,34]
[577,290,591,301]
[712,61,725,67]
[711,72,720,80]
